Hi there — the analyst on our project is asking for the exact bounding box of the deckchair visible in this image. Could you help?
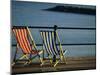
[12,26,43,65]
[40,30,67,67]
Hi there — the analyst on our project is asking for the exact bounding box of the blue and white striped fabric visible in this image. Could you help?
[40,31,60,56]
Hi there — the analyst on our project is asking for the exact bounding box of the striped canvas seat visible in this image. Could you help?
[12,26,43,65]
[40,30,67,67]
[40,31,60,56]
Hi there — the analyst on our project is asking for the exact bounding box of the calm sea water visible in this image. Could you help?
[11,1,96,60]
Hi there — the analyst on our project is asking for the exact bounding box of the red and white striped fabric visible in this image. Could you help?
[13,28,39,54]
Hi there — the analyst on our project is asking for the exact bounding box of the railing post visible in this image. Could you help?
[54,25,57,31]
[53,25,58,62]
[54,25,57,47]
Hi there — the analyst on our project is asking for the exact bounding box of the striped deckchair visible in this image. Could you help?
[40,30,67,67]
[12,26,43,65]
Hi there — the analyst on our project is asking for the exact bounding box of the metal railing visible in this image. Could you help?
[12,25,96,46]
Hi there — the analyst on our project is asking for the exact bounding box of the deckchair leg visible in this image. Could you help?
[54,60,60,67]
[54,50,67,67]
[28,55,43,65]
[19,54,27,60]
[12,44,18,66]
[40,57,44,66]
[40,61,44,66]
[63,50,67,64]
[36,53,44,66]
[54,55,63,67]
[61,55,66,63]
[62,56,67,64]
[19,54,30,65]
[49,55,53,64]
[54,56,67,67]
[41,55,53,66]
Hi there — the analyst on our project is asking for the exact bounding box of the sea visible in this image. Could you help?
[11,1,96,60]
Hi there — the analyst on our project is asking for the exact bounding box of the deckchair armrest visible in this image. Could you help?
[38,50,43,54]
[30,50,43,54]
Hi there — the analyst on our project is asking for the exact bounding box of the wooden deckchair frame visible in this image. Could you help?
[12,26,43,66]
[40,30,67,67]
